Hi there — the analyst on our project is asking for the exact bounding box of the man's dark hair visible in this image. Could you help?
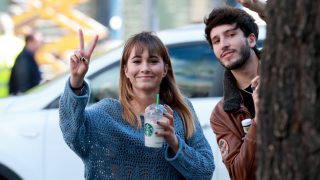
[25,33,35,43]
[204,7,260,56]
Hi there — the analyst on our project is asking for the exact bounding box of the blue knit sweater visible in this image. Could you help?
[59,80,215,180]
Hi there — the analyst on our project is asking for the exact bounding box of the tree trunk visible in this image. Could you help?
[258,1,320,180]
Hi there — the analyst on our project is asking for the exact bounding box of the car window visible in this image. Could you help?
[167,42,223,98]
[256,39,264,49]
[89,62,121,103]
[88,41,223,103]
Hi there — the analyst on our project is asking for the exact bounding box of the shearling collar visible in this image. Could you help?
[223,70,242,112]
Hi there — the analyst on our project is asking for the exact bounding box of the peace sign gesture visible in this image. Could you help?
[70,29,99,89]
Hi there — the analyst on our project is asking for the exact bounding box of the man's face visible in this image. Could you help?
[210,24,255,70]
[30,32,44,52]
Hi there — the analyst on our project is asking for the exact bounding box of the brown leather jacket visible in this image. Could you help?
[210,70,257,180]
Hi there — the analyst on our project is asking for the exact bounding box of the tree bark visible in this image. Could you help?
[258,1,320,180]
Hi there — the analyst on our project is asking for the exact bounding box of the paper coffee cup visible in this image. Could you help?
[241,118,252,134]
[144,104,166,148]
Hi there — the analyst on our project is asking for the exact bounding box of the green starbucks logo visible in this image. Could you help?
[144,123,154,137]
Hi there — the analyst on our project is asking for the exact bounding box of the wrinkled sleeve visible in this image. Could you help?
[59,78,91,158]
[164,99,215,179]
[210,101,256,180]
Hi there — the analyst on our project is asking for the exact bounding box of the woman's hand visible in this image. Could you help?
[70,29,99,89]
[156,105,179,153]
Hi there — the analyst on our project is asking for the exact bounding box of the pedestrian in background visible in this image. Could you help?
[204,0,266,179]
[9,31,43,95]
[59,30,215,179]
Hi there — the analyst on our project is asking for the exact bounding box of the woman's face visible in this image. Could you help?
[125,46,167,94]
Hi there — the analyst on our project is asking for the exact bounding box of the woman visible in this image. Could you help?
[59,30,215,179]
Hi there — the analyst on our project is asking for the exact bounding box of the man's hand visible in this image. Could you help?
[251,76,260,122]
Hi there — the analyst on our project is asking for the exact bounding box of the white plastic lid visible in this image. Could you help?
[241,118,252,126]
[145,104,166,115]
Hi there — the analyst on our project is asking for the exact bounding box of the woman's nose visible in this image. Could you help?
[140,61,150,72]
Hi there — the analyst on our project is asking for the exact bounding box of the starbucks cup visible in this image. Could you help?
[143,104,167,148]
[241,118,252,134]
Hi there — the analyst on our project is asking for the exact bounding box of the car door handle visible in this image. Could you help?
[21,132,39,138]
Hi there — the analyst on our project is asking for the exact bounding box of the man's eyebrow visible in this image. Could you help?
[225,26,238,33]
[211,26,239,40]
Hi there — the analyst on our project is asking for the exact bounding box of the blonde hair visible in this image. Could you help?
[119,32,195,139]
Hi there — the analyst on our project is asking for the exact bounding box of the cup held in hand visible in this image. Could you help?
[241,118,252,134]
[143,104,166,148]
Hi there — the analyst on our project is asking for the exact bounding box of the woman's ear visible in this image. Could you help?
[248,33,257,48]
[124,65,129,78]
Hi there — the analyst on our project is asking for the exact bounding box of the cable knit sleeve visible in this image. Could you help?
[59,78,91,158]
[164,98,215,179]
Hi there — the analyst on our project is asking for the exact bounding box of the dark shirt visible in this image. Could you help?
[240,85,255,117]
[9,48,41,94]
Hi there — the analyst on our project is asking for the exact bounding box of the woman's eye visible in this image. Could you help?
[132,60,140,64]
[150,58,159,63]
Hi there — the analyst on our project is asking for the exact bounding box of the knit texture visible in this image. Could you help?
[59,80,215,180]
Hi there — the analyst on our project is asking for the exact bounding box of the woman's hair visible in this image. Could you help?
[119,32,195,139]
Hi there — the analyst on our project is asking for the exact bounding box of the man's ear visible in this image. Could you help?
[248,33,257,48]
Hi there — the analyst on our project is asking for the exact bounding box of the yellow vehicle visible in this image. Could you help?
[12,0,108,80]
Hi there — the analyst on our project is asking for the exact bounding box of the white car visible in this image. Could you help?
[0,24,265,180]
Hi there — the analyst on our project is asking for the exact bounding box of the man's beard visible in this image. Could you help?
[221,41,251,70]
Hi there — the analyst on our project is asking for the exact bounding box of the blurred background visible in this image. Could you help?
[0,0,251,98]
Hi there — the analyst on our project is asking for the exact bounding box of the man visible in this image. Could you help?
[9,32,43,95]
[204,1,265,179]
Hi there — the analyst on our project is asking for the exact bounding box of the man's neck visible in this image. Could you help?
[231,51,259,89]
